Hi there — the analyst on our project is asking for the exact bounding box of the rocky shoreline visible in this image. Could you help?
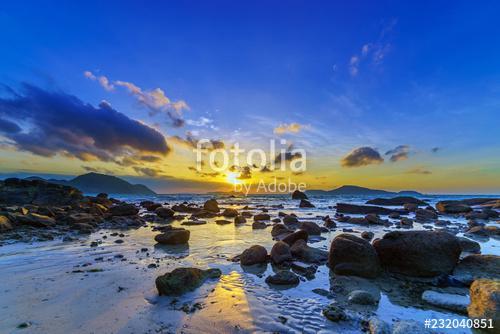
[1,181,499,333]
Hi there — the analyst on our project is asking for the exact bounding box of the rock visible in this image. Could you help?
[253,213,270,221]
[399,217,414,227]
[215,219,232,225]
[221,208,238,217]
[265,271,299,285]
[348,290,379,305]
[299,199,315,208]
[0,215,13,232]
[322,304,347,322]
[154,228,190,245]
[203,199,219,213]
[336,203,396,215]
[389,212,401,219]
[365,214,387,225]
[14,213,55,227]
[291,261,317,279]
[0,178,83,206]
[290,239,328,264]
[452,255,500,285]
[155,267,222,296]
[283,214,299,226]
[240,245,268,265]
[421,290,469,314]
[328,234,380,278]
[465,225,500,239]
[415,208,437,221]
[392,320,431,334]
[367,317,391,334]
[282,230,308,246]
[466,211,491,220]
[108,204,138,216]
[252,221,267,229]
[373,230,461,277]
[271,224,292,238]
[403,203,418,212]
[347,217,369,225]
[366,196,427,206]
[270,241,292,264]
[299,221,321,235]
[468,279,500,332]
[291,190,308,200]
[234,215,246,225]
[155,207,175,218]
[361,231,374,240]
[324,217,337,228]
[436,200,472,214]
[181,220,207,226]
[458,237,481,254]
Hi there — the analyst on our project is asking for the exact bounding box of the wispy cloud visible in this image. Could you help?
[385,145,410,162]
[406,167,432,175]
[84,71,189,127]
[273,122,306,135]
[341,146,384,167]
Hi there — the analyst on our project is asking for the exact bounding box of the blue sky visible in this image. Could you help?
[0,1,499,193]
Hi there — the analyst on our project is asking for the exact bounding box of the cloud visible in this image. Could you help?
[237,166,252,179]
[349,56,360,76]
[169,132,225,151]
[406,167,432,175]
[274,122,305,135]
[431,147,440,153]
[274,145,303,163]
[85,71,189,127]
[133,166,164,177]
[385,145,410,162]
[0,118,21,133]
[186,117,215,128]
[341,147,384,167]
[0,84,170,163]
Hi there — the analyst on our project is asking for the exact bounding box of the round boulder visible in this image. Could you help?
[240,245,268,265]
[270,241,292,264]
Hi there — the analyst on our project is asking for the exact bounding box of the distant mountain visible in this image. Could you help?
[307,185,423,196]
[26,173,156,195]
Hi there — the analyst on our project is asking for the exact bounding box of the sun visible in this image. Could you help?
[226,172,243,185]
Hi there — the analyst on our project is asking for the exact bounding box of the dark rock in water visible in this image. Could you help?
[452,255,500,285]
[366,196,427,206]
[389,211,402,218]
[299,221,321,235]
[458,237,481,254]
[365,214,387,225]
[240,245,268,265]
[252,221,267,229]
[421,290,469,314]
[271,224,292,238]
[415,208,438,221]
[373,230,461,277]
[155,267,222,296]
[155,207,175,219]
[290,239,328,264]
[265,271,299,286]
[336,203,396,215]
[154,228,190,245]
[13,213,55,227]
[270,241,292,264]
[291,190,308,200]
[468,279,500,332]
[191,210,218,219]
[299,199,315,208]
[399,217,414,227]
[403,203,418,212]
[282,230,308,246]
[283,214,299,226]
[347,217,369,225]
[221,208,238,217]
[108,204,138,217]
[215,219,232,225]
[348,290,379,305]
[465,225,500,239]
[361,231,374,240]
[328,234,380,278]
[203,199,219,213]
[0,178,83,206]
[253,213,270,221]
[436,201,472,214]
[291,261,318,279]
[322,304,346,322]
[0,215,13,232]
[234,215,246,225]
[181,220,206,226]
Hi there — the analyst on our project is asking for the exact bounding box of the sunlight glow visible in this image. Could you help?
[226,171,243,185]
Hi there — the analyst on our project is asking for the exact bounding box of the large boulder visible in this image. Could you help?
[299,221,322,235]
[0,178,83,206]
[155,207,175,219]
[234,215,246,225]
[13,213,55,227]
[240,245,268,265]
[468,279,500,332]
[282,230,308,246]
[154,228,190,245]
[328,234,381,278]
[336,203,396,215]
[253,213,270,221]
[108,204,139,216]
[415,208,438,221]
[283,214,299,226]
[0,215,13,232]
[270,241,292,264]
[221,208,238,217]
[271,224,292,238]
[373,230,461,277]
[155,267,222,296]
[299,199,315,208]
[452,255,500,285]
[366,196,427,206]
[436,200,472,214]
[203,199,220,213]
[291,190,308,200]
[290,239,328,264]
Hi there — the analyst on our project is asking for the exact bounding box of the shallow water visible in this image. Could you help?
[0,194,498,333]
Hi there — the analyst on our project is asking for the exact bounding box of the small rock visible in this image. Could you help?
[265,271,299,286]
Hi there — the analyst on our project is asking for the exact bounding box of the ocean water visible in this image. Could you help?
[0,194,498,333]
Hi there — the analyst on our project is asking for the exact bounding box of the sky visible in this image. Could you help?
[0,1,499,194]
